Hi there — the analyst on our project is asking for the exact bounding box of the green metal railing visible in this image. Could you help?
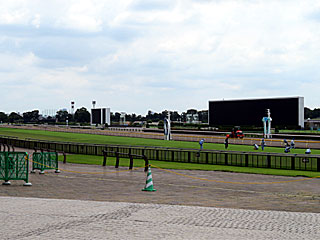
[105,146,320,172]
[32,152,60,174]
[1,135,320,172]
[0,152,31,185]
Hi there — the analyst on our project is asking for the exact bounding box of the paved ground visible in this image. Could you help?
[1,148,320,239]
[1,196,320,240]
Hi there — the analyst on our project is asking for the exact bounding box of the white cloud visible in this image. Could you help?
[54,1,104,32]
[1,0,320,113]
[31,13,40,28]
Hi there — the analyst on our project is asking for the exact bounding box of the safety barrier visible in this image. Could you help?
[0,152,31,186]
[34,147,67,164]
[31,152,60,174]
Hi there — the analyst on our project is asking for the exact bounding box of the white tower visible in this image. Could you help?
[262,109,272,139]
[164,111,172,140]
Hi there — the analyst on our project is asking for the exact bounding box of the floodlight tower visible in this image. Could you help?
[164,111,172,140]
[92,100,96,109]
[71,101,75,115]
[262,109,272,138]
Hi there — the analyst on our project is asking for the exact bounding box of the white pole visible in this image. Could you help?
[263,120,267,138]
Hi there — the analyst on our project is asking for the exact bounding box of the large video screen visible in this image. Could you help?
[209,97,303,128]
[91,109,101,124]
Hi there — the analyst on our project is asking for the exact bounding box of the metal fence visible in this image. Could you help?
[0,152,31,185]
[102,150,149,172]
[1,135,320,172]
[105,145,320,172]
[32,152,60,174]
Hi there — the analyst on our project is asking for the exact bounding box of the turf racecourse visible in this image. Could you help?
[1,127,319,155]
[1,127,320,177]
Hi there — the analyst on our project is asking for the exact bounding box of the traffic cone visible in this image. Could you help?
[142,165,157,192]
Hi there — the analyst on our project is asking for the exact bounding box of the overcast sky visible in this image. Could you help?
[0,0,320,115]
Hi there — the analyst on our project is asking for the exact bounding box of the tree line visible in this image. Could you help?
[304,107,320,120]
[1,107,318,125]
[0,108,209,125]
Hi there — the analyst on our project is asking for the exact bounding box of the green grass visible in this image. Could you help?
[2,126,320,177]
[59,154,320,178]
[1,127,319,155]
[279,129,320,134]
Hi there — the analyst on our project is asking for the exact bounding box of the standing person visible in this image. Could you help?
[224,137,229,149]
[261,138,266,151]
[283,139,289,147]
[291,139,295,149]
[199,139,205,150]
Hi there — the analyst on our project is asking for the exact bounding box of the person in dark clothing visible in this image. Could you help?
[224,137,229,149]
[261,138,266,151]
[284,146,291,153]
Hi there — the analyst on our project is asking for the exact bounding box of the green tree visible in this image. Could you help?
[74,107,90,123]
[56,110,69,122]
[111,112,121,123]
[0,112,8,123]
[23,110,39,123]
[8,112,23,123]
[158,120,164,129]
[305,107,320,119]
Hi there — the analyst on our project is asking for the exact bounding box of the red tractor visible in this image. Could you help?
[226,129,244,139]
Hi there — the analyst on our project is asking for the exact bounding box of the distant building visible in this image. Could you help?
[91,108,110,125]
[186,109,200,124]
[120,112,126,126]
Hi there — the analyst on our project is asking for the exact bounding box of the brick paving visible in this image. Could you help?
[1,197,320,240]
[1,148,320,239]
